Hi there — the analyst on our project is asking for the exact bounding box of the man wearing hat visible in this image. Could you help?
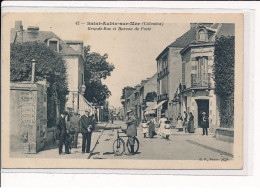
[125,109,137,154]
[57,112,70,155]
[201,112,209,136]
[80,110,95,153]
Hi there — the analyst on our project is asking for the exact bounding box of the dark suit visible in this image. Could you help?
[70,115,80,148]
[57,117,69,154]
[201,115,209,135]
[126,118,137,150]
[80,114,95,153]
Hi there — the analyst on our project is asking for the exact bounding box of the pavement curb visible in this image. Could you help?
[186,139,233,158]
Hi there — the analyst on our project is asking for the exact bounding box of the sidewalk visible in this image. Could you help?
[162,127,233,157]
[10,128,103,159]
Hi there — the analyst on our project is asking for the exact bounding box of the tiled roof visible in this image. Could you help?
[156,23,235,60]
[11,29,79,56]
[156,26,197,60]
[216,23,235,37]
[168,26,197,48]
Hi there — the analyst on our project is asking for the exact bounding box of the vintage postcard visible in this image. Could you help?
[1,11,244,169]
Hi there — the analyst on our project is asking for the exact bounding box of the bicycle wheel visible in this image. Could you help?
[113,138,125,156]
[126,137,139,154]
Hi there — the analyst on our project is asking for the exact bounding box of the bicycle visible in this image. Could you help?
[113,128,139,156]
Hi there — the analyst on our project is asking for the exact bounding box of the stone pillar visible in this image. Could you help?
[10,82,48,154]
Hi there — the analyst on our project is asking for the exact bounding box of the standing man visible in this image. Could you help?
[69,112,81,148]
[201,112,209,136]
[183,111,188,133]
[80,110,95,153]
[125,110,137,154]
[57,112,69,155]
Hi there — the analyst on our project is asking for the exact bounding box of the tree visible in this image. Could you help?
[145,92,157,102]
[83,46,115,105]
[212,36,235,128]
[10,41,69,126]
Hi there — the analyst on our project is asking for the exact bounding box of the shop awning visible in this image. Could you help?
[144,102,157,115]
[152,100,167,110]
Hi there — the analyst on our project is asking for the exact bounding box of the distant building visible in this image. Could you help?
[139,74,157,121]
[11,21,94,116]
[121,86,136,118]
[121,73,157,123]
[155,24,196,125]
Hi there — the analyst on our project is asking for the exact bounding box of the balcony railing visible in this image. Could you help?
[191,73,211,88]
[157,93,169,102]
[157,67,169,80]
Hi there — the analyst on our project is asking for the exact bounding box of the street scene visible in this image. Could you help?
[8,14,235,162]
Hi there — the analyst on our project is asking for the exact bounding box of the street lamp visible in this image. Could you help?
[80,84,86,94]
[31,59,36,83]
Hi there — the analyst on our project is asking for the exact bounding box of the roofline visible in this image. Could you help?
[180,42,215,55]
[140,72,157,89]
[65,40,84,44]
[156,47,169,61]
[61,53,83,57]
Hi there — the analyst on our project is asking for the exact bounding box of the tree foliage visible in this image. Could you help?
[10,41,69,126]
[83,45,114,105]
[213,36,235,128]
[213,36,235,96]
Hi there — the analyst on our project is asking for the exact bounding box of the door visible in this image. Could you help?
[196,99,209,128]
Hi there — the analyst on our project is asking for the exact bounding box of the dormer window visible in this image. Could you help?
[47,38,59,52]
[49,41,58,51]
[198,29,207,41]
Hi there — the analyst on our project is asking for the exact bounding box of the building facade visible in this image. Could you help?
[155,23,234,130]
[179,23,234,131]
[155,25,196,125]
[11,21,95,116]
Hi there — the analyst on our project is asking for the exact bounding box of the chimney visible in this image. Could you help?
[190,23,197,29]
[15,21,23,31]
[27,26,40,33]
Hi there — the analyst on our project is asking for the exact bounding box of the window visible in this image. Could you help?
[182,61,185,85]
[49,40,58,51]
[196,56,208,86]
[198,29,207,41]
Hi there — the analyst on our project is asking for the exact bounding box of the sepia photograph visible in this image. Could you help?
[1,12,244,169]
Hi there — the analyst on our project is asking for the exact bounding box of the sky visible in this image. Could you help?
[9,13,190,108]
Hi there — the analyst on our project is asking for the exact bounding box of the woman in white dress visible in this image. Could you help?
[158,114,167,137]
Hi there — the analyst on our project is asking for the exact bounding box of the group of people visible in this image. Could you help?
[56,109,96,155]
[142,111,209,138]
[175,111,195,133]
[174,111,209,135]
[141,116,156,139]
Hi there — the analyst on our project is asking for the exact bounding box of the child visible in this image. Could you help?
[176,113,183,132]
[163,119,171,139]
[142,119,148,138]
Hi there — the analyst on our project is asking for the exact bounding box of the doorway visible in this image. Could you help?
[196,99,209,128]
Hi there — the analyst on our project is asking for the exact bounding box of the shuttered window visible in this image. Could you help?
[182,61,185,85]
